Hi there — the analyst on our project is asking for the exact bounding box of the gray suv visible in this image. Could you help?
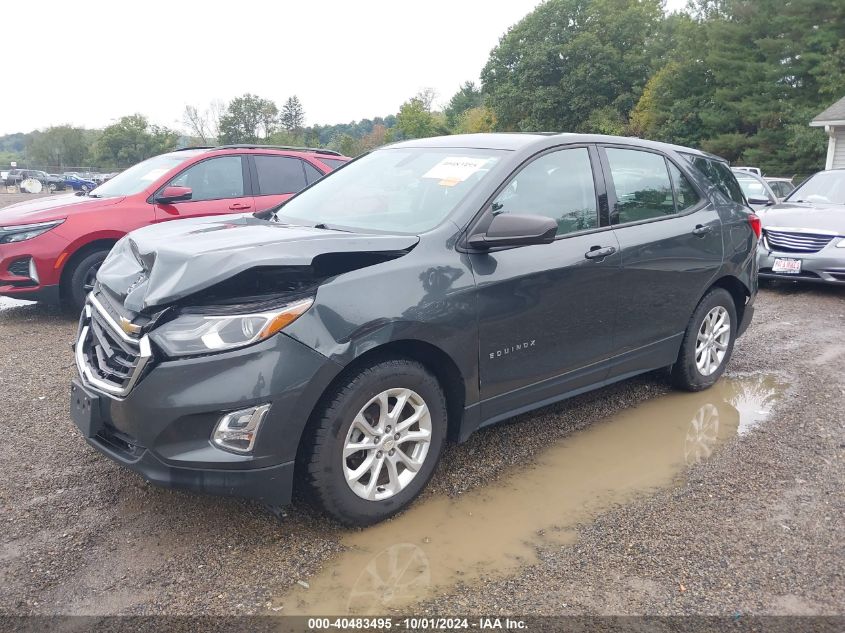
[70,133,759,525]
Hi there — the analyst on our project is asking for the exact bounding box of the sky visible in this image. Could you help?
[1,0,689,135]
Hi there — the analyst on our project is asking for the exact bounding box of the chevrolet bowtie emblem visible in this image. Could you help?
[119,317,142,335]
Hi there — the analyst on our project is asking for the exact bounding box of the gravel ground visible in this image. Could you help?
[0,186,842,617]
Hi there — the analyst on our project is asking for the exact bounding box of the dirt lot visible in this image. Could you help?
[0,187,843,619]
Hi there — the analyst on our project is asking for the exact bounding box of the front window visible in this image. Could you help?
[89,151,203,198]
[492,147,598,235]
[787,171,845,204]
[274,148,506,233]
[168,156,245,201]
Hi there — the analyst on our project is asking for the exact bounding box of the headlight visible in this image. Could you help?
[150,297,314,357]
[0,219,65,244]
[836,238,845,248]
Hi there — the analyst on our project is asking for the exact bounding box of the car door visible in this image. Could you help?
[599,145,723,377]
[249,154,319,213]
[153,155,253,221]
[471,145,621,422]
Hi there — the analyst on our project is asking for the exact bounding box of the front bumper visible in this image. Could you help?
[758,244,845,285]
[0,230,68,303]
[71,320,343,506]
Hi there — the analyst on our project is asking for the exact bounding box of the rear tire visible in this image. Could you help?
[300,358,447,526]
[64,249,109,313]
[671,288,737,392]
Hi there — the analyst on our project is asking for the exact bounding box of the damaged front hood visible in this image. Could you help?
[97,214,419,312]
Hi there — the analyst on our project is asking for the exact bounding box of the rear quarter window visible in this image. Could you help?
[682,153,746,205]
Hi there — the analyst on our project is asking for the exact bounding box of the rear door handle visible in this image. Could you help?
[584,245,617,260]
[692,224,713,236]
[229,203,252,211]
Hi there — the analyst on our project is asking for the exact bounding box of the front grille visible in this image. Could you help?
[75,295,152,397]
[7,258,30,277]
[764,229,835,253]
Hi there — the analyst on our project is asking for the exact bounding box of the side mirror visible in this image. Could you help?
[468,213,557,249]
[155,186,192,204]
[747,197,772,206]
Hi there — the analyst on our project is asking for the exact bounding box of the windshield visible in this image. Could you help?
[735,176,769,200]
[787,171,845,204]
[89,152,198,198]
[274,148,506,233]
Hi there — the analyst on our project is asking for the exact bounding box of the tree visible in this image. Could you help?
[183,100,227,144]
[395,91,445,140]
[481,0,664,132]
[631,0,840,175]
[455,106,497,134]
[280,95,306,132]
[218,94,278,144]
[94,115,178,168]
[27,126,91,169]
[445,81,484,129]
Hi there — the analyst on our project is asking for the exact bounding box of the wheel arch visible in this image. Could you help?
[58,236,121,299]
[293,338,467,469]
[708,275,750,326]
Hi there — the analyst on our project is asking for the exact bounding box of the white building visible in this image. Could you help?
[810,96,845,169]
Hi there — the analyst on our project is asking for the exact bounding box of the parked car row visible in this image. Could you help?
[3,169,67,192]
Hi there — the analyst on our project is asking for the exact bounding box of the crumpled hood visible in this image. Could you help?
[97,214,419,312]
[758,202,845,234]
[0,193,124,225]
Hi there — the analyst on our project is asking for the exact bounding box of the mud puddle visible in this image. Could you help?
[277,374,783,615]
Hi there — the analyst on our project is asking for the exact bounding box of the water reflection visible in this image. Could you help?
[278,374,784,615]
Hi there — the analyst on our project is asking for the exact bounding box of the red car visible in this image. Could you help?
[0,145,349,310]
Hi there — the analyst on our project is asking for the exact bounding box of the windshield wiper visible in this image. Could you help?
[313,222,352,232]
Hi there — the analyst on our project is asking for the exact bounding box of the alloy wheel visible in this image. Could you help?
[695,306,730,376]
[343,388,432,501]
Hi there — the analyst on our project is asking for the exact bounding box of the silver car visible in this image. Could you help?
[732,169,778,211]
[758,169,845,285]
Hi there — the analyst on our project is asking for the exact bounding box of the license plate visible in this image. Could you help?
[772,258,802,274]
[70,380,103,438]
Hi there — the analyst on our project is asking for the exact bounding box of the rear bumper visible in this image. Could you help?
[737,303,754,337]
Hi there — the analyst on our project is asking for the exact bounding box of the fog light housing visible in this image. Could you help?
[212,404,271,453]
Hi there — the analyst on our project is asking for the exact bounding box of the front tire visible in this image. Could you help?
[64,249,109,313]
[300,358,447,526]
[671,288,737,392]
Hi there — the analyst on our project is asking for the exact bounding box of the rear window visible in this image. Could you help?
[254,155,307,195]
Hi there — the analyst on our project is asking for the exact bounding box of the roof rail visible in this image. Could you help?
[212,144,343,157]
[174,145,215,151]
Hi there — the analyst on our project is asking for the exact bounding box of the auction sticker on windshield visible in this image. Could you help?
[423,156,491,184]
[772,258,802,274]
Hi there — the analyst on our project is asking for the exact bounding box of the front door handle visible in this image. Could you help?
[584,245,617,260]
[692,224,713,237]
[229,202,252,211]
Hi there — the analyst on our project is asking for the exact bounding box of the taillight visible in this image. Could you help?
[748,213,761,239]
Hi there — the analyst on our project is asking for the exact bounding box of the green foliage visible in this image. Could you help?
[481,0,664,132]
[94,115,178,169]
[445,81,484,129]
[630,0,842,175]
[27,126,91,169]
[395,92,447,139]
[280,95,306,132]
[218,94,279,144]
[454,106,497,134]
